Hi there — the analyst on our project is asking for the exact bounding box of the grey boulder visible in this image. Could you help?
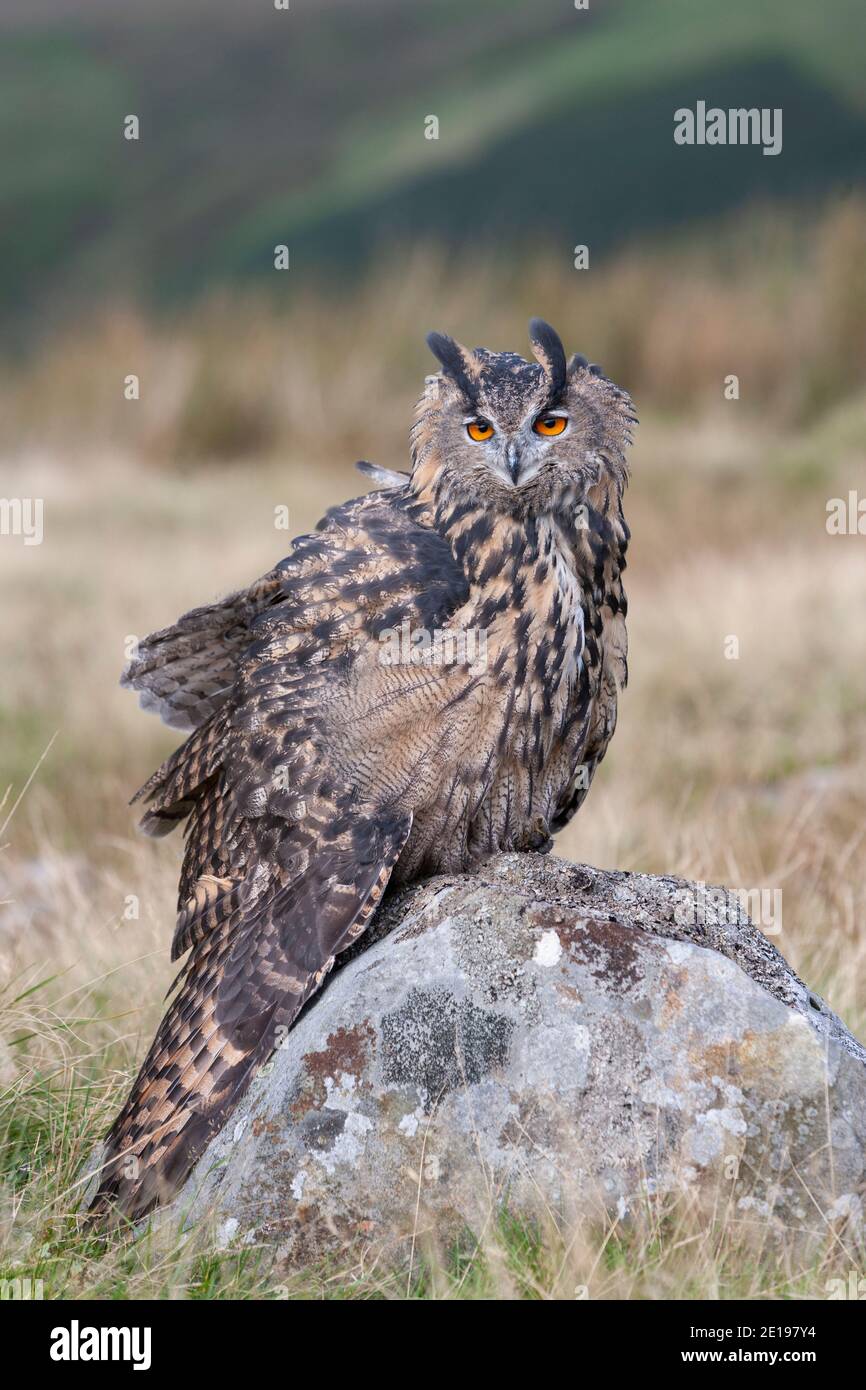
[170,854,866,1266]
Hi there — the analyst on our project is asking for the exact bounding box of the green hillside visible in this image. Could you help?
[1,0,864,323]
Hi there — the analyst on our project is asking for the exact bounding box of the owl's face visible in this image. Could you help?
[411,319,636,519]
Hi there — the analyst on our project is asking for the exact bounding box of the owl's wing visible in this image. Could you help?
[91,488,468,1220]
[120,571,285,731]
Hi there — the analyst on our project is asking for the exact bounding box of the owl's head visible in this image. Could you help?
[410,319,636,517]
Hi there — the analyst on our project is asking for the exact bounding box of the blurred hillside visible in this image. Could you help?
[2,0,865,330]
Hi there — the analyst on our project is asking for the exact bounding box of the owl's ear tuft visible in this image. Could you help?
[528,318,567,406]
[425,331,479,405]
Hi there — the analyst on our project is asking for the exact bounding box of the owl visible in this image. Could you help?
[91,319,636,1221]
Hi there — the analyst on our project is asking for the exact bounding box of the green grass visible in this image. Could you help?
[2,1022,858,1303]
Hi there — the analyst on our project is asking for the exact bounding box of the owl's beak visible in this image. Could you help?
[506,440,522,484]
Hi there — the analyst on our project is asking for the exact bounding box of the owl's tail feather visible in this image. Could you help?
[87,813,411,1224]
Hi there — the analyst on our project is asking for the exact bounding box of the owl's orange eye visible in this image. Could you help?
[533,414,568,437]
[466,419,494,441]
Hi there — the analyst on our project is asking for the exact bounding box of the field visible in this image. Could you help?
[1,198,865,1298]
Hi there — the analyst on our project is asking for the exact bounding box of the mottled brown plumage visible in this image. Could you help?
[91,320,636,1221]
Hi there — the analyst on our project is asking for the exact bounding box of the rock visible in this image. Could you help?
[171,854,866,1267]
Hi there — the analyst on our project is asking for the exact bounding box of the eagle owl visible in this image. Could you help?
[92,320,636,1220]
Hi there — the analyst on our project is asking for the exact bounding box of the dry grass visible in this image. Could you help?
[3,197,866,465]
[1,211,865,1297]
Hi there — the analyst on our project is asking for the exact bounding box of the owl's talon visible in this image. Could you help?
[521,816,553,854]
